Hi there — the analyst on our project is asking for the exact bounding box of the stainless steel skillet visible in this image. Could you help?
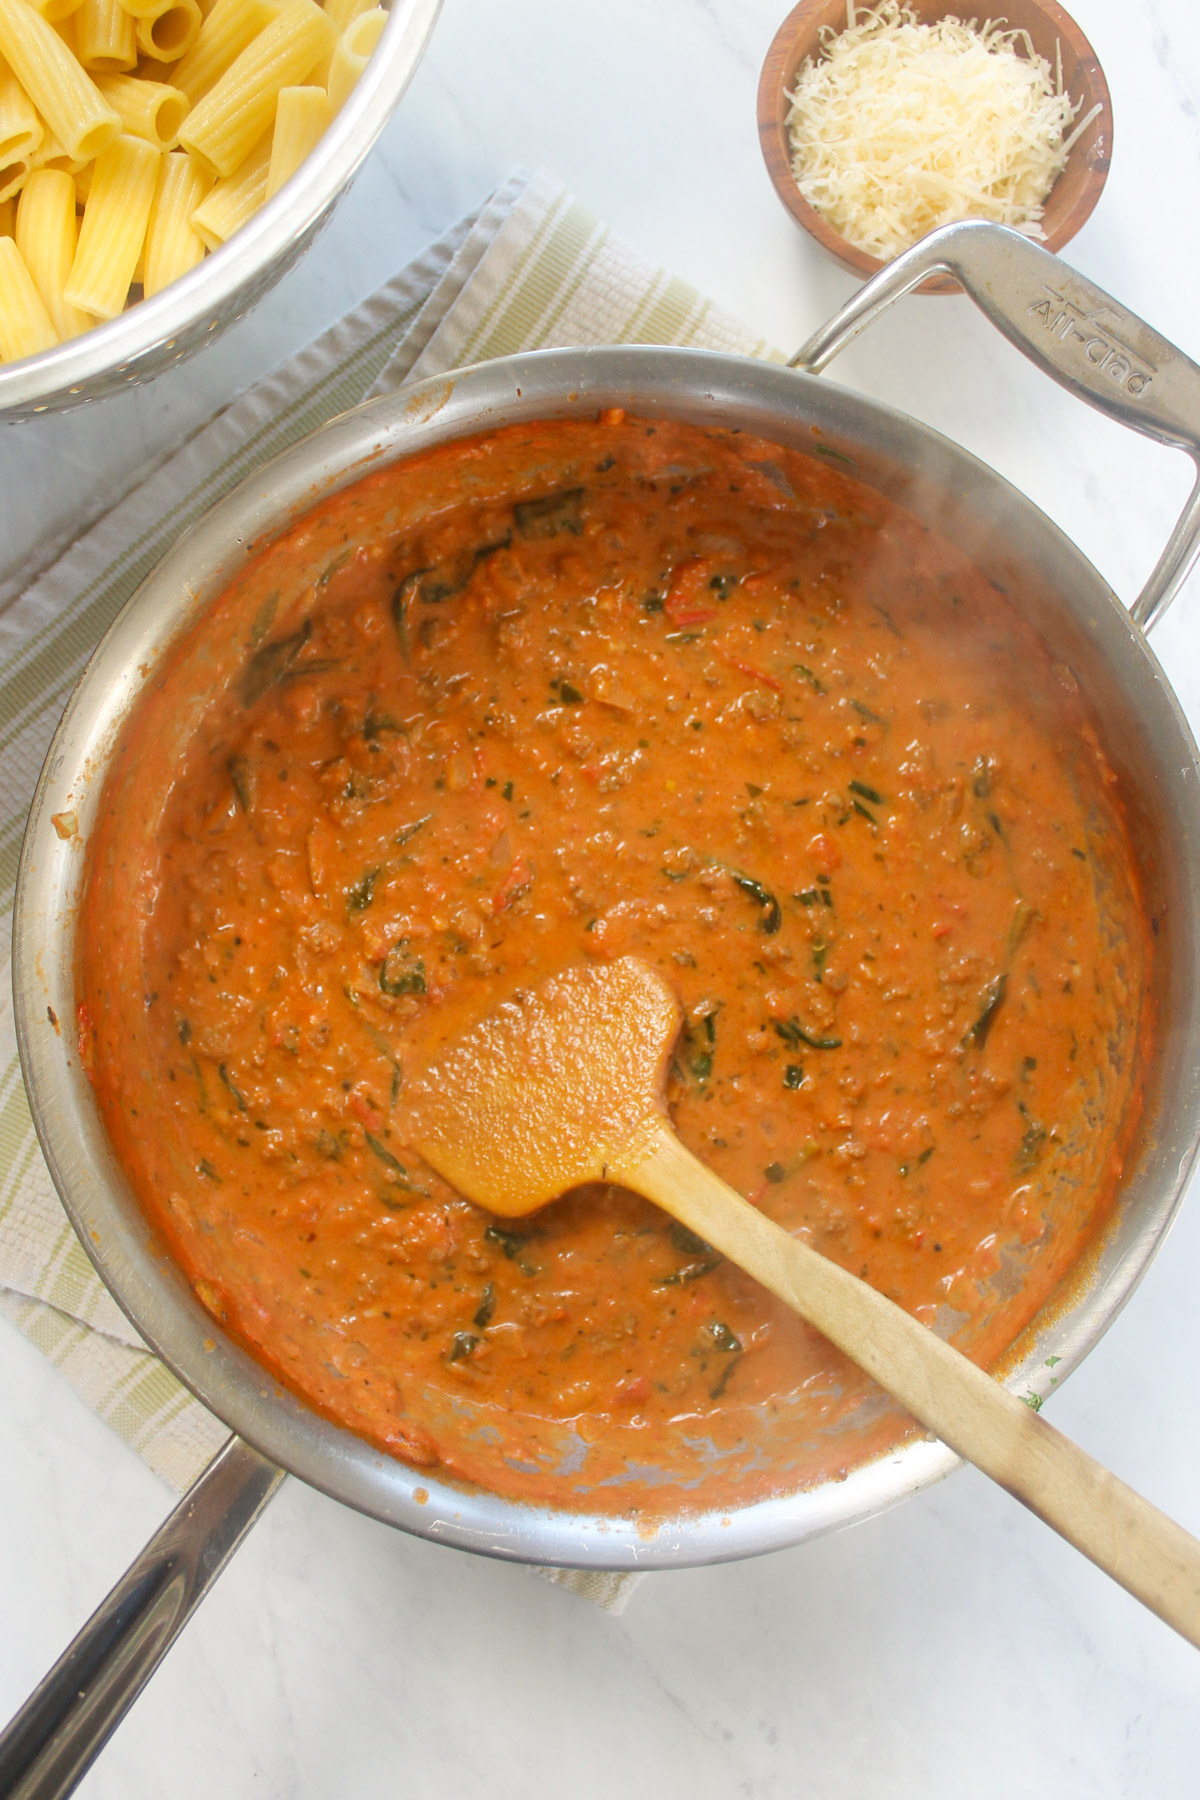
[6,220,1200,1797]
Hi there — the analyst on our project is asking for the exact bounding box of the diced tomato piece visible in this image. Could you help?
[613,1375,650,1407]
[665,558,719,627]
[808,833,842,875]
[493,853,533,913]
[349,1091,383,1130]
[667,601,718,627]
[726,655,783,692]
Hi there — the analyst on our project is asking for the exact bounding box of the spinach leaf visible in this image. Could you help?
[731,871,782,935]
[964,973,1007,1049]
[773,1018,841,1051]
[513,487,584,539]
[379,943,426,996]
[239,618,312,706]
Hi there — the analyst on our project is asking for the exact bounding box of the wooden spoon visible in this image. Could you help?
[411,955,1200,1648]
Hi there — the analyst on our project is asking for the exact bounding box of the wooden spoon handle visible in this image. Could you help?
[614,1117,1200,1649]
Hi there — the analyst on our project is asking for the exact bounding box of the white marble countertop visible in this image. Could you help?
[4,1,1200,1794]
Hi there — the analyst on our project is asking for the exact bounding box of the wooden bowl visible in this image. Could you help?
[758,0,1113,295]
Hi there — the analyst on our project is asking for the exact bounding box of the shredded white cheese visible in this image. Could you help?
[786,1,1102,261]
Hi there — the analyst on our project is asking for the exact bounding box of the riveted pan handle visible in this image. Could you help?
[791,219,1200,633]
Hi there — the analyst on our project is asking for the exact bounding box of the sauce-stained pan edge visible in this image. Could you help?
[13,309,1200,1569]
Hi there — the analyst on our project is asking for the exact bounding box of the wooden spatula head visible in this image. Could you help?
[409,957,682,1216]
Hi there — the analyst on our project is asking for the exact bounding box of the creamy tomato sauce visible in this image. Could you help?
[80,414,1149,1514]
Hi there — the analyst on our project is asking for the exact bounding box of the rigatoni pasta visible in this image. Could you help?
[30,0,85,25]
[32,123,80,170]
[15,163,91,333]
[93,70,187,146]
[0,58,43,163]
[179,0,334,178]
[0,231,58,355]
[74,0,136,74]
[190,124,267,245]
[326,4,382,112]
[311,0,372,83]
[323,0,374,35]
[0,150,28,200]
[141,143,206,292]
[0,0,394,366]
[64,127,157,315]
[0,0,120,158]
[264,80,326,197]
[117,0,180,18]
[170,0,275,103]
[134,0,202,66]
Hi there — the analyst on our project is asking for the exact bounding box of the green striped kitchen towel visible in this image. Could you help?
[0,166,777,1612]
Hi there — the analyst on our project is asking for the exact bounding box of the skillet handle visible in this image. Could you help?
[0,1435,283,1800]
[791,219,1200,633]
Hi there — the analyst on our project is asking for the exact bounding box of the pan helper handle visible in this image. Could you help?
[791,219,1200,633]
